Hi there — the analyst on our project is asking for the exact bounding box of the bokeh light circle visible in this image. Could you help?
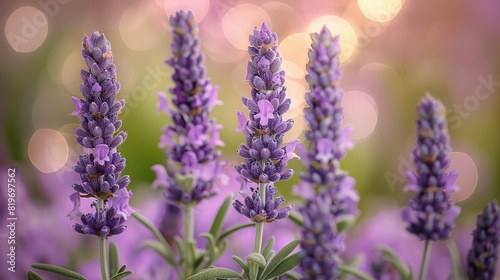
[341,91,378,141]
[5,6,48,52]
[448,152,478,202]
[358,0,403,23]
[279,33,308,78]
[120,0,166,51]
[222,4,272,50]
[163,0,210,23]
[306,16,358,63]
[28,128,69,173]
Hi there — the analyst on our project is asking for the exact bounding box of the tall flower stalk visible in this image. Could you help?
[467,200,500,280]
[151,10,225,278]
[233,22,297,254]
[68,30,134,280]
[296,26,359,280]
[401,93,461,280]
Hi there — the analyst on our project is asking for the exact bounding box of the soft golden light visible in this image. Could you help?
[358,0,403,23]
[449,152,478,202]
[306,16,358,63]
[5,6,48,52]
[222,4,272,50]
[28,128,69,173]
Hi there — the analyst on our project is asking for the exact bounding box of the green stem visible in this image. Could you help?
[418,240,431,280]
[185,204,194,243]
[97,199,109,280]
[184,204,195,277]
[253,183,267,253]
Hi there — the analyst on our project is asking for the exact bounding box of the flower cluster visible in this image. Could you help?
[68,30,133,238]
[467,200,500,280]
[152,10,225,206]
[297,26,358,279]
[401,94,461,241]
[233,22,297,222]
[233,180,291,223]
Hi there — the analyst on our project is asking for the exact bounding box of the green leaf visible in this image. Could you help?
[201,233,218,262]
[117,265,127,274]
[265,252,301,279]
[447,241,464,280]
[186,267,242,280]
[209,195,232,239]
[284,270,301,280]
[260,239,300,279]
[108,241,120,277]
[339,264,375,280]
[27,270,44,280]
[261,237,275,260]
[218,223,255,243]
[175,173,194,193]
[174,236,186,265]
[246,253,267,268]
[141,240,176,267]
[335,215,356,232]
[232,255,249,274]
[110,270,133,280]
[132,212,177,266]
[378,246,412,280]
[287,212,303,227]
[31,263,87,280]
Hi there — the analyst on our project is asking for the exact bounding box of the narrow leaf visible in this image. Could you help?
[201,233,218,263]
[261,239,300,279]
[447,241,464,280]
[287,212,303,227]
[110,270,133,280]
[378,246,412,280]
[27,270,44,280]
[339,264,375,280]
[209,195,232,239]
[284,270,301,280]
[246,253,267,268]
[218,223,255,243]
[232,255,249,274]
[31,264,87,280]
[186,267,242,280]
[261,237,275,260]
[174,236,186,265]
[108,241,120,277]
[132,212,172,248]
[117,265,127,274]
[265,252,301,279]
[141,240,176,267]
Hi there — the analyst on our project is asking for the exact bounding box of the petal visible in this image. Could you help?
[94,144,110,165]
[254,99,275,126]
[67,192,82,220]
[151,164,168,190]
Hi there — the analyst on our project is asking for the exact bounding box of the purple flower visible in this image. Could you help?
[73,205,126,238]
[234,22,297,186]
[297,27,358,220]
[401,93,461,241]
[233,180,292,223]
[300,194,343,279]
[297,26,359,280]
[467,200,500,280]
[69,30,132,237]
[153,10,225,206]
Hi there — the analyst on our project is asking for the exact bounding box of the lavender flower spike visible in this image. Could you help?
[152,10,225,205]
[233,22,298,222]
[298,26,358,220]
[401,93,461,241]
[69,30,133,237]
[467,200,500,280]
[297,26,358,280]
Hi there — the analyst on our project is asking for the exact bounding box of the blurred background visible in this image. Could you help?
[1,0,499,279]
